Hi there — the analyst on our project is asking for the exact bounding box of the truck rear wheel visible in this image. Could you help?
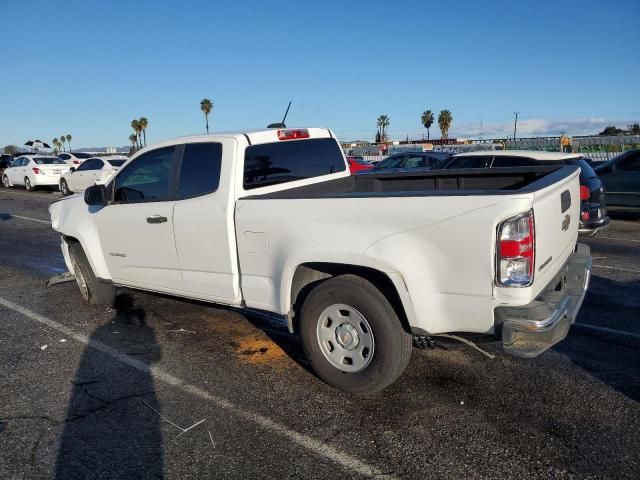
[300,274,412,394]
[68,243,116,305]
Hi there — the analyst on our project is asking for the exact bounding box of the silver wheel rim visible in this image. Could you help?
[70,255,89,301]
[61,181,67,195]
[2,176,8,187]
[316,304,375,373]
[25,178,31,190]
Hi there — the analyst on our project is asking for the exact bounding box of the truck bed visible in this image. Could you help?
[243,165,578,199]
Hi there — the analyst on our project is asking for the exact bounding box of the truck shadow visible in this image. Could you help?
[54,293,165,479]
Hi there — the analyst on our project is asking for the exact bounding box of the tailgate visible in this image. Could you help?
[530,166,581,294]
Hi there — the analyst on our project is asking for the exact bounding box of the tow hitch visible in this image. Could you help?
[45,271,75,288]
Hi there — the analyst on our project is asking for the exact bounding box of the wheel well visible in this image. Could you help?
[289,262,411,334]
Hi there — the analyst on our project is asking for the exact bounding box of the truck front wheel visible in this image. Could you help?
[68,243,116,305]
[300,274,412,394]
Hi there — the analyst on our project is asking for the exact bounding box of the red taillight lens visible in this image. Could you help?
[277,129,310,141]
[496,210,535,287]
[32,167,41,175]
[579,186,590,200]
[581,210,590,221]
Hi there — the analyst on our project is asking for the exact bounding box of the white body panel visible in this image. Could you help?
[49,129,582,337]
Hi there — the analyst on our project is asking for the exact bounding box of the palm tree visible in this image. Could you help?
[131,119,141,149]
[438,110,453,140]
[376,115,390,141]
[200,98,213,133]
[66,134,72,152]
[60,136,66,152]
[421,110,434,140]
[128,134,138,153]
[138,117,148,147]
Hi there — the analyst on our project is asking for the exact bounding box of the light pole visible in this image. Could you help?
[513,112,519,141]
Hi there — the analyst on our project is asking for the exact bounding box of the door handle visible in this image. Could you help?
[146,215,167,224]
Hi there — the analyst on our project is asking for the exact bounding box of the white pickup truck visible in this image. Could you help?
[49,128,592,393]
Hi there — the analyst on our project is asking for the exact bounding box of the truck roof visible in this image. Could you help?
[148,127,335,149]
[453,150,582,161]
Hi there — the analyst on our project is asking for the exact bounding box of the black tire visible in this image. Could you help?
[300,274,412,394]
[68,242,116,305]
[60,179,72,196]
[25,177,35,191]
[2,175,10,188]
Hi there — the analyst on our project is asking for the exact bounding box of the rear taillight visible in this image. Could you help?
[496,210,535,287]
[277,128,309,141]
[73,160,80,164]
[581,211,591,221]
[579,186,590,200]
[32,167,42,175]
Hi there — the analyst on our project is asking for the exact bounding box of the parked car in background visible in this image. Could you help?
[346,156,374,173]
[371,151,450,172]
[0,154,13,176]
[2,155,70,191]
[59,152,94,166]
[443,151,609,236]
[59,156,127,196]
[594,149,640,210]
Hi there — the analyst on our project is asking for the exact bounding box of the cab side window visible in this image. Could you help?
[177,142,223,199]
[114,147,175,203]
[618,153,640,171]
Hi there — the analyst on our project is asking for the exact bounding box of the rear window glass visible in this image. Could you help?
[565,159,596,179]
[108,160,126,167]
[244,138,345,190]
[445,156,492,169]
[34,157,66,165]
[73,152,93,159]
[178,142,223,199]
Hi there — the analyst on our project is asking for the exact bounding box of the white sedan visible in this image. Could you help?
[59,156,127,196]
[58,152,94,166]
[2,155,71,191]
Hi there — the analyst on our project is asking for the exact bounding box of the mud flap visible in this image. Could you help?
[45,271,75,288]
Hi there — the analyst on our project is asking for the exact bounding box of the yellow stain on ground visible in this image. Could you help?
[234,336,287,366]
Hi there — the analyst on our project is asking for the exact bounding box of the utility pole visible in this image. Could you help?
[513,112,519,142]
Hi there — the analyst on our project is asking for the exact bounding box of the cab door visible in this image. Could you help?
[172,138,241,304]
[601,152,640,207]
[95,145,183,292]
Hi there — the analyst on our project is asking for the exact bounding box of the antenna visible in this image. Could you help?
[267,101,292,129]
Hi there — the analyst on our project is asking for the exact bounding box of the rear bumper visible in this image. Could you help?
[495,243,592,358]
[578,215,609,236]
[32,176,63,186]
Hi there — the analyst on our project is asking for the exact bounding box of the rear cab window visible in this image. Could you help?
[243,138,346,190]
[445,156,492,169]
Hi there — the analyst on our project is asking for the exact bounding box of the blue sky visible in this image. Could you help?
[1,0,638,148]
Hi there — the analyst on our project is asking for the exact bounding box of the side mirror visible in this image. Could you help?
[84,184,108,206]
[70,167,76,172]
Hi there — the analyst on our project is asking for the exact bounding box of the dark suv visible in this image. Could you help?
[0,154,14,176]
[443,151,609,236]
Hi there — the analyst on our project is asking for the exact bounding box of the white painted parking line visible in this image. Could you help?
[592,264,640,274]
[3,214,52,224]
[576,323,640,340]
[0,295,397,480]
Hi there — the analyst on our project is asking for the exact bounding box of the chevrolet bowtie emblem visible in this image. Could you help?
[562,214,571,231]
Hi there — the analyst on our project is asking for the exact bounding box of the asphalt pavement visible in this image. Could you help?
[0,188,639,479]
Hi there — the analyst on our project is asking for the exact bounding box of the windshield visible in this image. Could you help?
[108,160,126,167]
[34,157,66,165]
[375,157,404,169]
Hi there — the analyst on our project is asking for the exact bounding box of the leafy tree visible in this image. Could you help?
[438,110,453,140]
[630,123,640,135]
[421,110,434,140]
[139,117,148,147]
[128,134,138,153]
[200,98,213,133]
[66,134,72,152]
[598,125,624,136]
[3,145,18,155]
[131,119,142,149]
[52,139,60,153]
[60,136,66,152]
[376,115,390,141]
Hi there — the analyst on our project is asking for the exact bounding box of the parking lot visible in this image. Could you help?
[1,188,639,479]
